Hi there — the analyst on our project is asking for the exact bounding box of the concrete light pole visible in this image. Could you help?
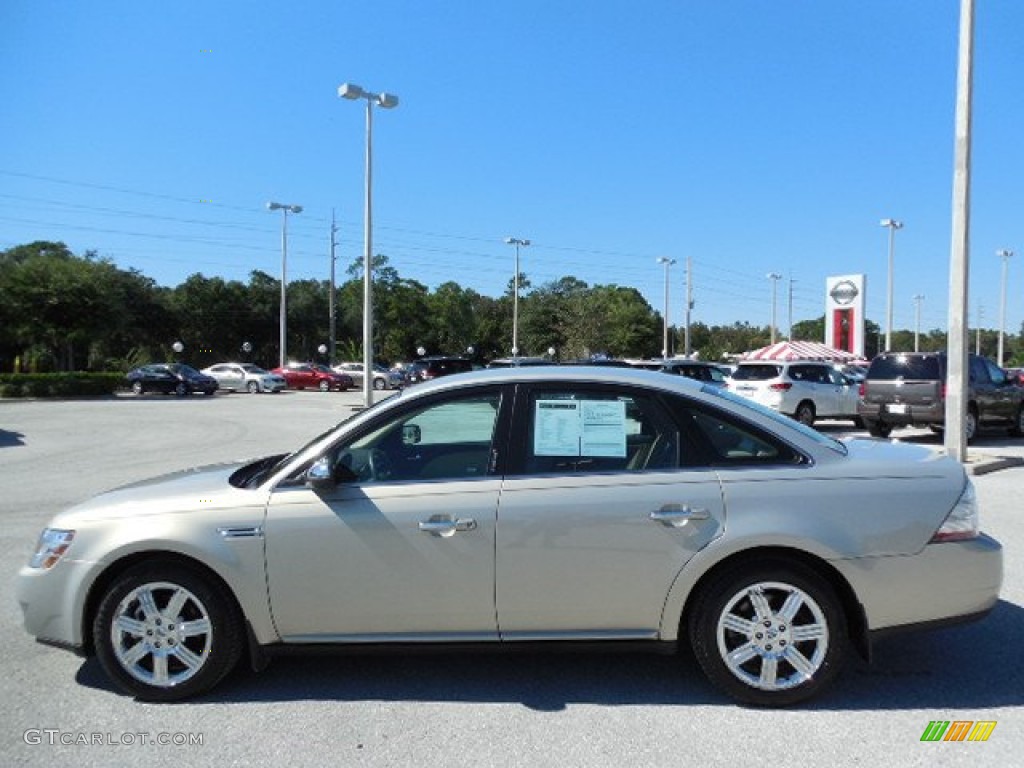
[767,272,782,345]
[266,201,303,368]
[505,237,530,358]
[880,218,904,352]
[997,248,1014,366]
[657,257,676,359]
[339,82,399,409]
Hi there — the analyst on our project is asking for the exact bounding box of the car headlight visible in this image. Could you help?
[930,479,979,543]
[28,528,75,569]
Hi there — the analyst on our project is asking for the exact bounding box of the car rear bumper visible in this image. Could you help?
[833,533,1002,632]
[858,401,944,427]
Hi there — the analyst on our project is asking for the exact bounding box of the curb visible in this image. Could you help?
[968,456,1024,476]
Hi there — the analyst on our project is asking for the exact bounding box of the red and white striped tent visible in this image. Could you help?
[743,341,858,362]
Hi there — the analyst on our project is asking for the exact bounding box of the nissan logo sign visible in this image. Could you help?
[830,280,859,305]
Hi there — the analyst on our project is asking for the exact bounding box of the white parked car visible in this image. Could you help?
[201,363,286,394]
[727,360,860,426]
[333,362,403,390]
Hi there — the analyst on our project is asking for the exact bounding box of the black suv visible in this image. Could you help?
[858,352,1024,440]
[405,356,473,384]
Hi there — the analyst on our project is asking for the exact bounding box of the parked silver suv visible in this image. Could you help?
[857,352,1024,440]
[727,360,860,426]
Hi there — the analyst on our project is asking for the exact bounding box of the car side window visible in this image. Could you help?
[984,359,1007,386]
[522,389,678,474]
[328,393,502,484]
[683,406,801,465]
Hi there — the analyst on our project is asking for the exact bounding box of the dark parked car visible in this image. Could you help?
[658,359,729,387]
[126,364,219,396]
[271,363,353,392]
[405,356,473,384]
[858,352,1024,440]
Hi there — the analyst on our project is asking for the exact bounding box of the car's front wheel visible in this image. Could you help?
[318,380,330,392]
[688,560,847,707]
[247,381,260,394]
[1010,405,1024,437]
[373,377,386,391]
[93,561,243,701]
[131,381,144,396]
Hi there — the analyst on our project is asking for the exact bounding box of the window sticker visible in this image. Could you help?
[534,399,627,458]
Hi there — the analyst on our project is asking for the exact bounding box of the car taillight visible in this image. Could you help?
[858,382,865,398]
[930,479,979,543]
[941,382,947,399]
[769,382,792,391]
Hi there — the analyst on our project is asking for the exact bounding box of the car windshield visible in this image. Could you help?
[867,355,942,380]
[731,364,782,381]
[168,364,202,376]
[703,386,847,454]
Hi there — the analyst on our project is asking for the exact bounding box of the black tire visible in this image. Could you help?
[688,560,847,707]
[93,561,243,702]
[852,416,864,429]
[247,381,260,394]
[319,380,330,392]
[867,421,893,438]
[965,407,978,443]
[373,377,386,391]
[131,381,144,396]
[175,382,188,397]
[793,402,815,427]
[1010,405,1024,438]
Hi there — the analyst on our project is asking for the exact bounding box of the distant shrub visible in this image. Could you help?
[0,373,124,398]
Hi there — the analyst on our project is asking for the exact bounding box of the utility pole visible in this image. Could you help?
[329,209,338,363]
[787,276,796,340]
[684,257,693,357]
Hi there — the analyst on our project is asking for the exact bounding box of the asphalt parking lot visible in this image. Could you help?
[1,390,1021,768]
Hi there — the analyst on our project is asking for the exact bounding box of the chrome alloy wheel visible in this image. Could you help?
[110,581,213,688]
[715,581,829,691]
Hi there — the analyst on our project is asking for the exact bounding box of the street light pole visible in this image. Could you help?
[339,82,399,409]
[266,201,303,368]
[880,218,904,352]
[767,272,782,345]
[913,294,925,352]
[997,248,1014,366]
[657,257,676,359]
[504,237,530,358]
[329,209,338,363]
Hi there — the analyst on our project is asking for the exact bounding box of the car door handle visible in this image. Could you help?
[418,516,478,537]
[649,504,709,527]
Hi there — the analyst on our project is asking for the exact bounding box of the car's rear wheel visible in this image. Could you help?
[966,406,978,443]
[373,377,386,390]
[794,401,816,427]
[131,381,144,396]
[93,561,243,701]
[247,381,260,394]
[318,380,330,392]
[867,421,893,438]
[688,560,847,707]
[174,382,188,397]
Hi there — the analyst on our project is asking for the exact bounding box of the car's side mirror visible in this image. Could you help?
[304,457,337,491]
[402,424,421,445]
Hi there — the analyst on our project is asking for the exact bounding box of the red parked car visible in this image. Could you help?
[271,362,353,392]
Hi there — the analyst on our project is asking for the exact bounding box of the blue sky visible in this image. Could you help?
[2,1,1021,337]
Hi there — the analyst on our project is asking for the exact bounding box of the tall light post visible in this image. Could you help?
[880,218,904,352]
[266,201,303,368]
[504,237,530,358]
[339,82,399,409]
[657,257,676,358]
[767,272,782,345]
[997,248,1014,366]
[913,294,925,352]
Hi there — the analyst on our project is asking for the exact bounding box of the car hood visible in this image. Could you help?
[51,460,264,525]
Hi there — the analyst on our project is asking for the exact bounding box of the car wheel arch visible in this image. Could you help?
[665,545,869,662]
[81,550,251,658]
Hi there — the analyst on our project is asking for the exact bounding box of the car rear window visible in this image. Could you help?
[731,364,782,381]
[867,355,942,380]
